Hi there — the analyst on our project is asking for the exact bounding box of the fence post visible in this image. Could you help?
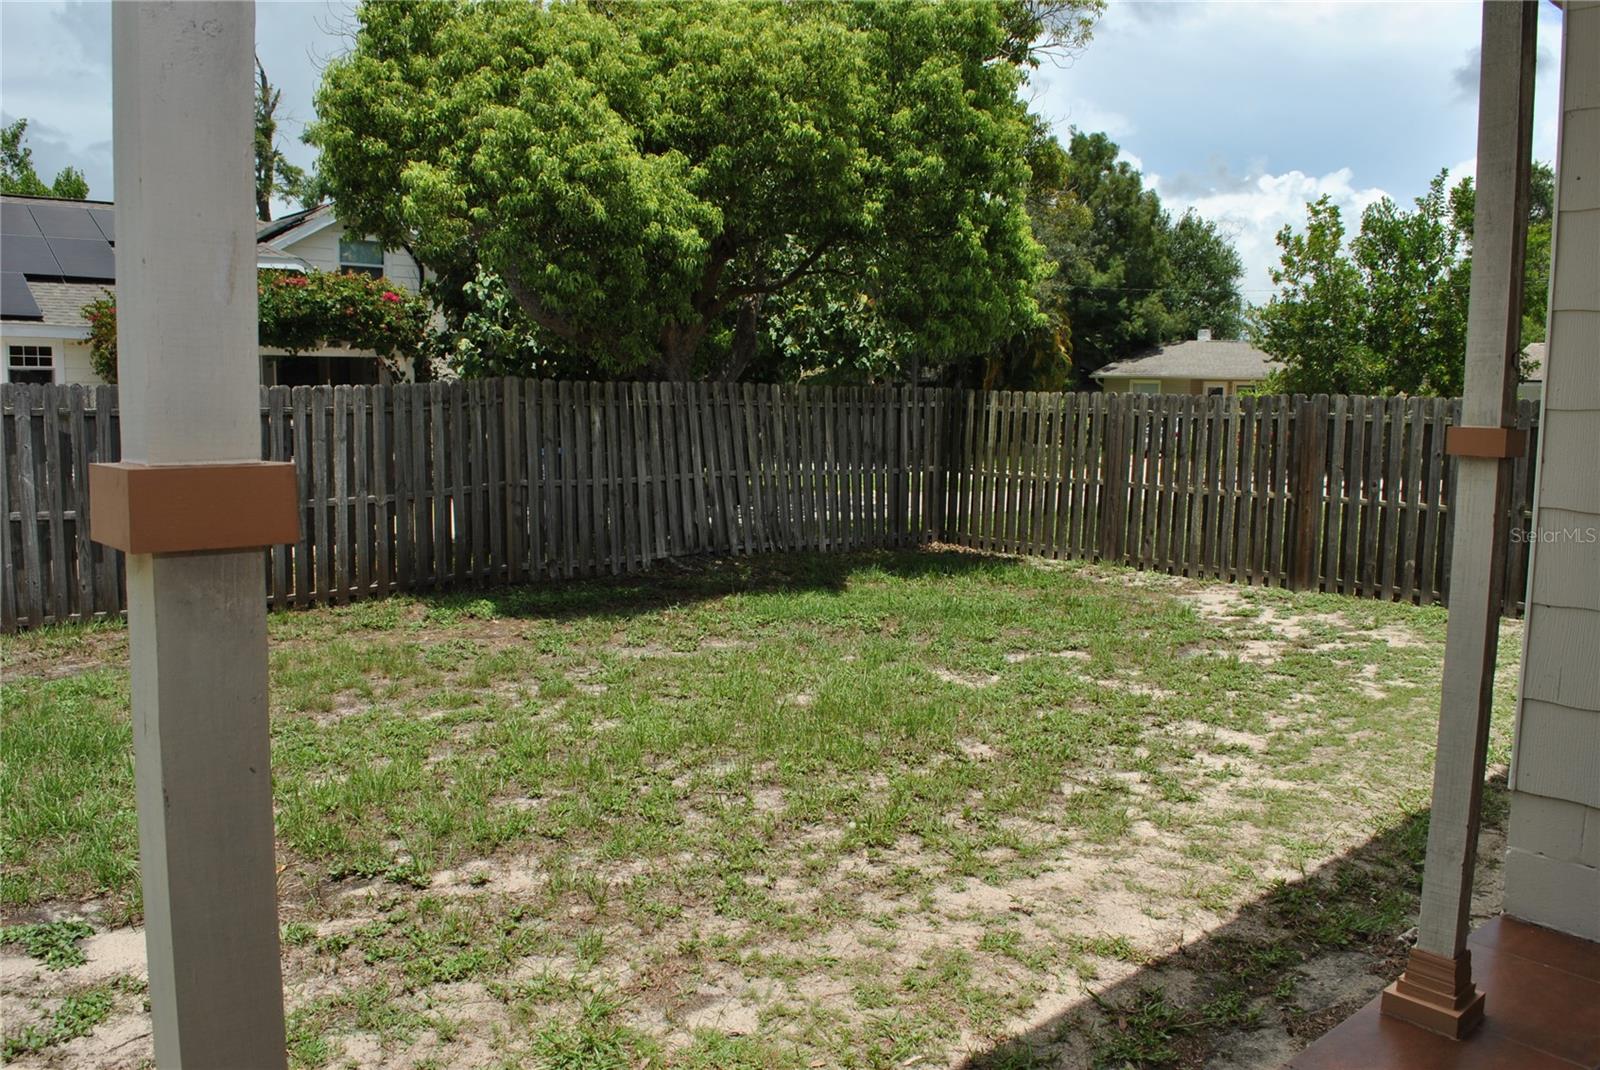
[502,377,522,584]
[1289,393,1327,591]
[1097,394,1123,561]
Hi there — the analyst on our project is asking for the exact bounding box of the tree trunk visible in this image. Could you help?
[655,320,706,380]
[410,350,435,383]
[719,295,764,382]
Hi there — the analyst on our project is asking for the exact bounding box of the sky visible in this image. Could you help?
[0,0,1568,301]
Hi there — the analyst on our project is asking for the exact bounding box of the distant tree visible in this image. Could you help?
[1253,196,1375,394]
[1,119,89,200]
[1449,160,1554,346]
[947,128,1245,390]
[1164,211,1245,342]
[1258,161,1552,397]
[1048,131,1172,385]
[1349,174,1470,394]
[1256,172,1469,396]
[310,0,1102,381]
[964,122,1083,389]
[254,59,314,221]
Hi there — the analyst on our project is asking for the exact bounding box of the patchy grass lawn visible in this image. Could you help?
[0,550,1518,1069]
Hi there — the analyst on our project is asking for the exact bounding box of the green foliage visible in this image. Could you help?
[310,0,1100,380]
[1052,131,1175,382]
[82,270,431,384]
[992,130,1245,389]
[1165,211,1246,342]
[255,59,315,221]
[1258,162,1551,397]
[81,293,118,384]
[0,920,94,970]
[257,270,431,362]
[433,268,588,381]
[1252,197,1372,394]
[1,119,90,200]
[1450,161,1555,346]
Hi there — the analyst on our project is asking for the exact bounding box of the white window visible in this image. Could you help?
[6,344,55,385]
[1203,381,1229,397]
[1130,380,1161,395]
[338,236,385,279]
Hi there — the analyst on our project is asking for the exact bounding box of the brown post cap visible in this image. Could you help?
[1444,425,1528,459]
[89,461,299,554]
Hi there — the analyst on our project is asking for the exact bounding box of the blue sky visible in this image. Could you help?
[0,0,1566,299]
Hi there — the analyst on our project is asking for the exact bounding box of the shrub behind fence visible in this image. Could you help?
[0,381,1537,632]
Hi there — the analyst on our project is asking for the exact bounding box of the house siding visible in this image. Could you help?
[1097,377,1260,396]
[276,222,424,293]
[0,328,101,386]
[1505,0,1600,942]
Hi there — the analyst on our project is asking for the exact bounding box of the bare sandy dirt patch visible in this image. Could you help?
[1,553,1519,1069]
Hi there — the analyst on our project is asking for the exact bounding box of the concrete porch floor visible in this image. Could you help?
[1289,916,1600,1069]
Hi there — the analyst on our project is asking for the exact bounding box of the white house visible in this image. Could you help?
[0,194,426,387]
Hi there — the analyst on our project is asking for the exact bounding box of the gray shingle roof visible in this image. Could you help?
[1093,339,1281,382]
[24,281,113,328]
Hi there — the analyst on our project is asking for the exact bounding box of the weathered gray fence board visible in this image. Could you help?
[0,383,1541,630]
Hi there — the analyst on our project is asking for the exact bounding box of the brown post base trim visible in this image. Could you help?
[1379,946,1486,1040]
[89,461,300,554]
[1445,425,1527,458]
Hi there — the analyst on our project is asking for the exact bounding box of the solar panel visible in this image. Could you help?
[0,272,43,319]
[46,237,115,280]
[28,202,104,240]
[0,235,62,278]
[90,209,114,242]
[1,203,42,237]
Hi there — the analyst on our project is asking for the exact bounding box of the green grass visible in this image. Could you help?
[1,986,115,1059]
[0,550,1519,1068]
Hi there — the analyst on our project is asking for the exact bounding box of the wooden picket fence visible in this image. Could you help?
[942,391,1539,609]
[0,381,1538,632]
[0,381,946,630]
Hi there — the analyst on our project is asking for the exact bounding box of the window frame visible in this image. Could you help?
[337,236,386,279]
[1129,379,1162,395]
[6,343,57,385]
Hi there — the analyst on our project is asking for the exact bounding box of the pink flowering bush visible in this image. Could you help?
[83,269,430,383]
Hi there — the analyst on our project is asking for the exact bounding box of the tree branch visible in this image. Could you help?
[500,263,588,349]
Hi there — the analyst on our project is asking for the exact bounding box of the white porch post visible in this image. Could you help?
[108,3,288,1065]
[1380,0,1538,1040]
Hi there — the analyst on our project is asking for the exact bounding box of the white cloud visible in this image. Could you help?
[1149,167,1391,300]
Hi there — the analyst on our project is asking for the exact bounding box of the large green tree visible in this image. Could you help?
[1164,210,1246,343]
[1253,196,1374,394]
[1,119,89,200]
[1256,163,1549,397]
[1003,130,1244,389]
[1052,131,1172,384]
[310,0,1097,380]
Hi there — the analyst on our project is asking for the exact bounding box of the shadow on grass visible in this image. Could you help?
[964,776,1509,1070]
[402,547,1020,625]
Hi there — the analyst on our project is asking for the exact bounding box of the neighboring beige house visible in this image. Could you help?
[0,194,425,387]
[1092,330,1280,396]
